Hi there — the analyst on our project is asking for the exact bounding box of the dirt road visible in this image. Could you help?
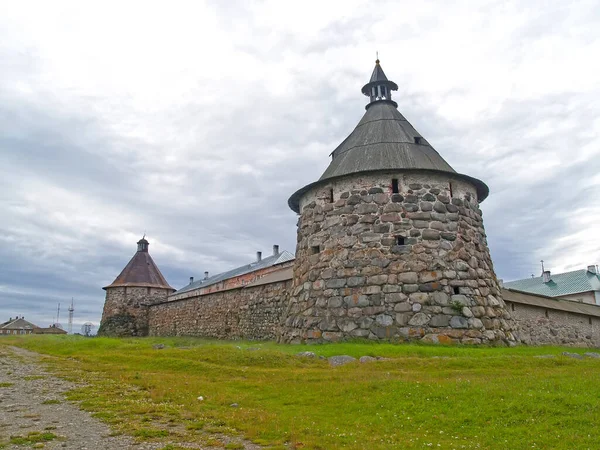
[0,346,263,450]
[0,346,164,449]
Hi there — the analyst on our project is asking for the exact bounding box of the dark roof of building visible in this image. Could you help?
[174,250,295,295]
[504,269,600,298]
[502,288,600,318]
[288,61,489,213]
[33,327,68,334]
[0,317,38,330]
[104,239,174,290]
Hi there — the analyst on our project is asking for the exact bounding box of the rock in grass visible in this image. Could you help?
[197,396,204,401]
[328,355,357,367]
[230,403,239,408]
[584,352,600,359]
[359,356,377,363]
[534,355,555,359]
[152,344,165,349]
[562,352,584,359]
[296,351,316,358]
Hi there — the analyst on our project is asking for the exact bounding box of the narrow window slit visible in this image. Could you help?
[391,178,399,194]
[311,246,321,254]
[396,236,405,245]
[449,182,453,198]
[329,188,334,203]
[453,286,460,295]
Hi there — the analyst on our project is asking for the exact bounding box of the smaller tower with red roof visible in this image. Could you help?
[99,237,174,336]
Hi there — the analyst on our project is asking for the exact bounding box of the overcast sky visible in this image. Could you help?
[1,0,599,332]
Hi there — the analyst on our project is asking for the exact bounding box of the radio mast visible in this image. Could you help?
[68,299,74,334]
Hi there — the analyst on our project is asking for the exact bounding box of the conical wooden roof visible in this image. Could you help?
[288,61,489,213]
[103,238,174,290]
[321,102,456,178]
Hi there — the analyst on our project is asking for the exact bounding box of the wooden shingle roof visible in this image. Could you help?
[103,239,174,291]
[288,60,489,213]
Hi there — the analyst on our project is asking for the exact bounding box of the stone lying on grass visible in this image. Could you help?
[584,352,600,359]
[296,351,316,358]
[359,356,377,363]
[562,352,584,359]
[152,344,165,349]
[328,355,357,367]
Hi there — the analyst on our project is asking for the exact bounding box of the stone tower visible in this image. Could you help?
[280,60,515,345]
[99,237,174,336]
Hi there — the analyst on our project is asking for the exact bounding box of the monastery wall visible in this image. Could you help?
[142,272,600,348]
[148,280,291,340]
[558,292,597,305]
[506,301,600,347]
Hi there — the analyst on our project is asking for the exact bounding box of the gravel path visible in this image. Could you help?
[0,346,161,449]
[0,346,263,450]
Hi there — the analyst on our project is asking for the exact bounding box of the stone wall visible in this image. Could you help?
[148,280,291,340]
[507,301,600,347]
[558,291,597,305]
[280,171,516,345]
[99,286,171,337]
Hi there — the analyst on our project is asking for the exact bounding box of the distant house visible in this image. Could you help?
[504,265,600,305]
[0,317,38,335]
[33,325,68,335]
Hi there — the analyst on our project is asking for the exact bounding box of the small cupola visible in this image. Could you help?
[361,58,399,109]
[137,237,149,252]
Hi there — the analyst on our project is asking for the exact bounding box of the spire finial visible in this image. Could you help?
[375,51,379,64]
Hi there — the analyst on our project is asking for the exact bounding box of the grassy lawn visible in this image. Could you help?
[1,336,599,449]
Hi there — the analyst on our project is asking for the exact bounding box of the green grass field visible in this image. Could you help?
[1,336,599,449]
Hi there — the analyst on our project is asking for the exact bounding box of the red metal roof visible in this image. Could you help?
[103,239,174,290]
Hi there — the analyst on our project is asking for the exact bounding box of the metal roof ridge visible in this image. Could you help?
[507,269,588,282]
[174,250,295,294]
